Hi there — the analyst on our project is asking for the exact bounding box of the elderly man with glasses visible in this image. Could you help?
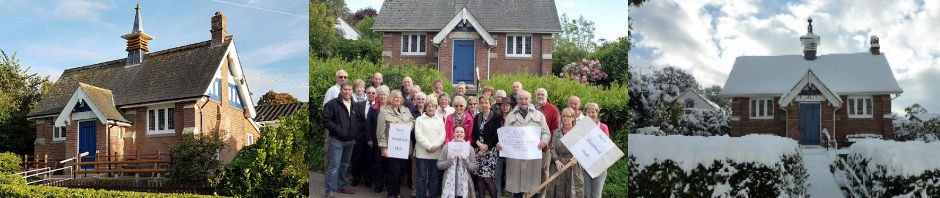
[323,69,349,106]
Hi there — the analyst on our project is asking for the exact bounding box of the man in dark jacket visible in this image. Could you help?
[322,82,366,197]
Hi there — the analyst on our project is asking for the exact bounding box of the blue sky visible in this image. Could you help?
[0,0,309,103]
[346,0,629,43]
[629,0,940,113]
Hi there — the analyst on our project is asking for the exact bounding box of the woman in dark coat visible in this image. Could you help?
[471,96,503,198]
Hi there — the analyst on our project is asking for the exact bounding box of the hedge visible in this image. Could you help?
[309,57,452,171]
[628,134,808,197]
[483,73,629,196]
[0,184,223,198]
[0,152,21,174]
[0,174,24,185]
[838,139,940,197]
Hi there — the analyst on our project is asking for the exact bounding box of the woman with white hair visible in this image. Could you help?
[377,90,415,198]
[582,102,609,198]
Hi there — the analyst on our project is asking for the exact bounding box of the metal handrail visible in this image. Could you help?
[25,166,72,185]
[60,152,89,164]
[12,167,49,175]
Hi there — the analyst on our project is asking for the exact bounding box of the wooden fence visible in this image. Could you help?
[71,150,170,176]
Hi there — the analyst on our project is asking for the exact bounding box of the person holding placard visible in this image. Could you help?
[322,82,366,197]
[415,102,445,198]
[582,102,609,198]
[549,107,585,198]
[377,90,416,198]
[438,126,478,198]
[471,96,501,198]
[496,90,551,198]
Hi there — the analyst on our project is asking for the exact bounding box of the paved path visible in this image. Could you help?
[310,171,411,198]
[800,146,845,198]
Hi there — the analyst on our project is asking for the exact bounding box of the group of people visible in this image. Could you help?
[321,69,610,198]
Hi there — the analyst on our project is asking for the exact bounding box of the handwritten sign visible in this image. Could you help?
[388,123,412,159]
[560,120,624,178]
[447,142,471,157]
[497,126,542,160]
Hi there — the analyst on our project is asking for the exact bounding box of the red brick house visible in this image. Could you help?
[372,0,562,85]
[719,19,903,146]
[25,7,259,164]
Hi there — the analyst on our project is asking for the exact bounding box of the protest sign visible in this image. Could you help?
[560,120,624,178]
[497,126,542,160]
[387,123,412,159]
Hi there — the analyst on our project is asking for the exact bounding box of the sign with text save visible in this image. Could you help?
[497,126,543,160]
[388,123,412,159]
[560,120,624,178]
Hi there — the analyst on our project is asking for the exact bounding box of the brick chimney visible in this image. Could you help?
[870,35,881,55]
[121,4,154,66]
[211,11,227,46]
[799,17,820,60]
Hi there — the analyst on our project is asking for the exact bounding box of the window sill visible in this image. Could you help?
[848,116,873,119]
[749,117,774,120]
[51,139,65,143]
[401,54,428,58]
[146,131,176,137]
[504,56,533,60]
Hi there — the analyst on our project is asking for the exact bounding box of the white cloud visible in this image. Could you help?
[242,39,307,66]
[243,67,308,103]
[630,0,940,113]
[52,0,108,21]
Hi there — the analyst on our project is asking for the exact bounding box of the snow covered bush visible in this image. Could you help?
[839,139,940,197]
[628,134,808,197]
[678,109,730,136]
[894,116,940,142]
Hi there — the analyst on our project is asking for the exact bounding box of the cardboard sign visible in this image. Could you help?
[497,126,543,160]
[387,123,412,159]
[560,120,624,178]
[447,141,471,157]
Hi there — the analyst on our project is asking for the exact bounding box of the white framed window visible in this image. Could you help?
[505,34,532,57]
[684,99,695,109]
[247,133,255,145]
[52,125,66,141]
[401,33,427,55]
[750,98,774,119]
[848,96,873,118]
[147,106,176,135]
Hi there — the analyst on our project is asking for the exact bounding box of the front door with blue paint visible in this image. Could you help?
[79,121,96,169]
[799,103,821,145]
[452,40,475,84]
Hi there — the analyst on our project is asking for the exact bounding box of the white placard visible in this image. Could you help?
[447,141,471,157]
[387,123,412,159]
[497,126,543,160]
[560,120,624,178]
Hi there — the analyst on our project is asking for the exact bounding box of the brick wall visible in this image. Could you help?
[729,97,786,137]
[33,118,67,161]
[382,32,438,66]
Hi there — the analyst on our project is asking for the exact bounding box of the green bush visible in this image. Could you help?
[0,174,24,185]
[168,131,225,183]
[483,73,629,195]
[334,38,382,64]
[0,152,21,174]
[309,57,452,171]
[218,108,309,197]
[0,184,223,197]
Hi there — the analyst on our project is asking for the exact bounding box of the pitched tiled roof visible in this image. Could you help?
[372,0,562,33]
[27,36,234,118]
[78,82,129,123]
[254,102,306,122]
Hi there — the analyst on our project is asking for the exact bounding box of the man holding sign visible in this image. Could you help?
[497,90,551,198]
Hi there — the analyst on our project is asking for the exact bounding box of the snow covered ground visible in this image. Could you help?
[800,146,845,197]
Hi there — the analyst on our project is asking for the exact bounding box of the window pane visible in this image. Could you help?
[751,100,756,117]
[849,99,855,115]
[158,109,165,130]
[866,98,873,115]
[402,35,408,52]
[168,108,175,130]
[857,99,863,116]
[515,37,522,55]
[411,35,417,53]
[766,100,773,116]
[507,36,514,54]
[525,36,532,54]
[419,35,426,52]
[759,100,765,117]
[149,110,155,131]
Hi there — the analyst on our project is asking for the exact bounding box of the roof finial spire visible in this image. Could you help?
[807,17,814,34]
[132,4,143,33]
[122,4,154,66]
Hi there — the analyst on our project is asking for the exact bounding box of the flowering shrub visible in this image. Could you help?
[560,59,608,84]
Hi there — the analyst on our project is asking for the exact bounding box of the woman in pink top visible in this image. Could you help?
[584,102,609,137]
[445,96,474,142]
[582,102,608,198]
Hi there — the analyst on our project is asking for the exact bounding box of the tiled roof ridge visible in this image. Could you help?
[63,35,233,74]
[78,82,113,94]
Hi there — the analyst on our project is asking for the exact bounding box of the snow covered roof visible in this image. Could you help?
[677,90,721,111]
[720,53,903,97]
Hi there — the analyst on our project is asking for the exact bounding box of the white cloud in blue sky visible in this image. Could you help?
[346,0,628,43]
[629,0,940,113]
[0,0,309,103]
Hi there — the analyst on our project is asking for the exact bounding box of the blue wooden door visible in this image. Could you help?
[452,40,475,84]
[799,103,821,145]
[79,121,96,169]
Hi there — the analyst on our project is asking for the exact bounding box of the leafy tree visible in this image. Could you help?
[630,0,649,7]
[557,14,598,51]
[314,0,348,17]
[0,49,51,155]
[168,130,226,183]
[257,90,301,106]
[905,103,928,119]
[347,7,377,26]
[552,44,589,76]
[651,66,701,97]
[310,1,338,58]
[592,36,630,84]
[355,15,380,40]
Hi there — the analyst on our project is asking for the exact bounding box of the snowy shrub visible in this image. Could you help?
[678,109,730,136]
[839,139,940,197]
[894,116,940,142]
[628,134,808,197]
